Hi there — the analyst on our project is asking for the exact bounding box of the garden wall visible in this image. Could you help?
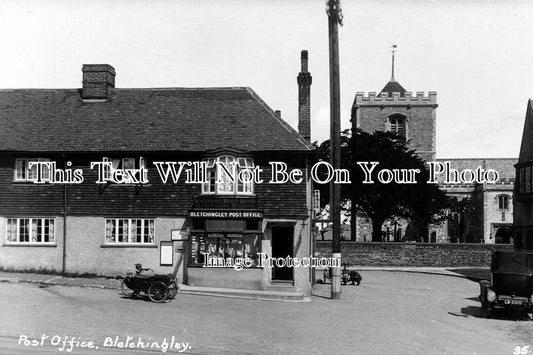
[315,241,514,267]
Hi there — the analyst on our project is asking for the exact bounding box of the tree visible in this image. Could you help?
[316,129,449,242]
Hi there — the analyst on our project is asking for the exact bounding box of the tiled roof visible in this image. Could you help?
[0,87,313,152]
[518,99,533,163]
[379,79,407,97]
[435,158,517,182]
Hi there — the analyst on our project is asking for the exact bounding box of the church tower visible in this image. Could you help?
[351,48,438,161]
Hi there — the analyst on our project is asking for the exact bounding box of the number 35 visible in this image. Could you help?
[514,346,530,354]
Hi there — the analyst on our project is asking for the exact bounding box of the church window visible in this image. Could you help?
[498,195,509,210]
[387,115,406,139]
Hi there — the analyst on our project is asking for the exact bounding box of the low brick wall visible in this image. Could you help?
[315,241,514,267]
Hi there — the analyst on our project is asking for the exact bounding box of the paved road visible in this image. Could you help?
[0,271,531,355]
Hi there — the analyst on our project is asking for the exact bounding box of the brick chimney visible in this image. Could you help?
[81,64,115,100]
[297,50,312,141]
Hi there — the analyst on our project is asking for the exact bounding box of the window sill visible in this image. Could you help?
[11,181,43,185]
[99,183,153,187]
[199,193,256,197]
[100,244,157,248]
[188,264,263,269]
[2,243,57,247]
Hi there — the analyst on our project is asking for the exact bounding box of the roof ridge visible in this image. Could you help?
[0,88,79,92]
[115,87,248,91]
[0,87,249,92]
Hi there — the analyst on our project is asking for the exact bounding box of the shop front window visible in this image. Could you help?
[189,218,262,267]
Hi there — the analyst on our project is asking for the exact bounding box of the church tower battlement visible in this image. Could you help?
[355,91,437,103]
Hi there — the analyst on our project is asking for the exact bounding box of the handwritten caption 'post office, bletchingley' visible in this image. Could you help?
[25,159,500,185]
[18,334,190,353]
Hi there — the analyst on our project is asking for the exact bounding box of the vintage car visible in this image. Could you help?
[479,250,533,316]
[121,272,178,303]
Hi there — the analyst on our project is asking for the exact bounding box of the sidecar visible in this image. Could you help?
[121,273,178,303]
[479,250,533,316]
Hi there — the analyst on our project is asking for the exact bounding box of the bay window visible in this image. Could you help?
[202,155,254,195]
[102,157,147,183]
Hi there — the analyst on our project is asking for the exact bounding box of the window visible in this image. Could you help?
[526,167,532,193]
[105,219,154,244]
[102,157,112,180]
[387,115,406,139]
[201,155,254,195]
[102,157,147,183]
[14,158,50,182]
[6,218,55,244]
[189,218,262,266]
[190,233,261,266]
[498,195,509,210]
[517,164,533,196]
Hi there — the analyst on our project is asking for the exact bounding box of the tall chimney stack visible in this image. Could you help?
[297,50,312,141]
[81,64,115,100]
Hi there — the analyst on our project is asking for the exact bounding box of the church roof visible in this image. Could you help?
[379,79,407,97]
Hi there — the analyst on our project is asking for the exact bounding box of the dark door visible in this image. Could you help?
[271,226,294,281]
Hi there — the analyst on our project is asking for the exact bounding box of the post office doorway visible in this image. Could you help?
[271,226,294,281]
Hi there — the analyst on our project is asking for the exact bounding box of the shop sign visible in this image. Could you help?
[171,229,189,241]
[188,211,263,219]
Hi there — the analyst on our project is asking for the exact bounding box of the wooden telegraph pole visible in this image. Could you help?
[326,0,343,300]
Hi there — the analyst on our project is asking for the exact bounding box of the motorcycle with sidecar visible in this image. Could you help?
[121,272,178,303]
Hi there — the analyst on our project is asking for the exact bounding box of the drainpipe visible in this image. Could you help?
[62,154,67,274]
[307,155,315,287]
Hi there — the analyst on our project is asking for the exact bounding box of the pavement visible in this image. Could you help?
[0,266,490,302]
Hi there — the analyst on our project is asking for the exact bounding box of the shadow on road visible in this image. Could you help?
[119,294,174,303]
[456,305,486,318]
[445,268,490,282]
[453,305,532,321]
[464,296,480,302]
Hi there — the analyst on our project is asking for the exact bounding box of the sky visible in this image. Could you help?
[1,0,532,159]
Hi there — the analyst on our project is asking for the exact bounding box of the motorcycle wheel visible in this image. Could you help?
[120,279,134,297]
[168,280,178,299]
[148,281,168,303]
